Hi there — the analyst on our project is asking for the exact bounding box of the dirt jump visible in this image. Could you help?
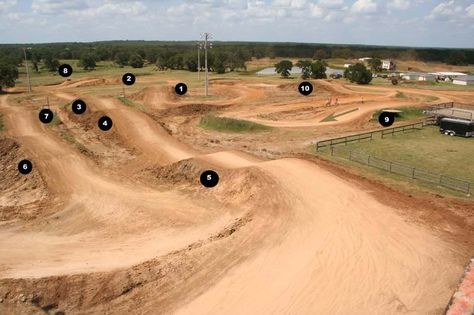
[0,75,472,314]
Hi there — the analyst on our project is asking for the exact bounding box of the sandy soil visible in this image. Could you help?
[0,73,473,314]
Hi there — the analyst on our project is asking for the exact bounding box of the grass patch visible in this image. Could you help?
[331,127,474,182]
[395,91,407,99]
[373,106,425,121]
[321,108,359,122]
[60,131,75,143]
[49,111,62,126]
[58,102,71,111]
[0,114,4,132]
[199,115,272,133]
[321,113,337,122]
[117,96,145,111]
[314,126,474,197]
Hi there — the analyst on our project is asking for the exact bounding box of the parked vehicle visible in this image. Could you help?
[439,118,474,137]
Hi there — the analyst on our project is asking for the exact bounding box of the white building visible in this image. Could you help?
[401,72,436,81]
[430,72,467,82]
[382,59,396,70]
[453,75,474,86]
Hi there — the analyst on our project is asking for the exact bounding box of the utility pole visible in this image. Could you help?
[200,33,212,97]
[23,47,32,93]
[197,42,201,81]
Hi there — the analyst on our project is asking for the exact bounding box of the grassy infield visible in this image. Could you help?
[200,115,271,133]
[318,126,474,197]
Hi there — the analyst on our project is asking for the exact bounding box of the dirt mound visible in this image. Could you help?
[0,162,280,315]
[156,103,226,117]
[65,108,119,141]
[0,138,48,220]
[55,106,136,167]
[0,214,255,315]
[277,82,298,91]
[137,158,207,186]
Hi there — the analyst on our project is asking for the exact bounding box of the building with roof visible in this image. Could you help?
[401,72,436,81]
[452,75,474,86]
[430,72,467,82]
[382,59,396,70]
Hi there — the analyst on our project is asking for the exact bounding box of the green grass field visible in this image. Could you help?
[117,96,145,111]
[325,126,474,182]
[199,115,272,133]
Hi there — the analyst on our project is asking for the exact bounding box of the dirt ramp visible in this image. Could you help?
[136,156,267,207]
[0,137,48,221]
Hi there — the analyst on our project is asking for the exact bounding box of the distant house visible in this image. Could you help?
[343,64,352,68]
[401,72,436,81]
[382,59,396,70]
[453,75,474,86]
[358,57,372,62]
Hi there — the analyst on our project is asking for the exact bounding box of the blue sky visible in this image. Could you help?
[0,0,473,47]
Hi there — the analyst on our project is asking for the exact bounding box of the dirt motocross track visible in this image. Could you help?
[0,75,473,315]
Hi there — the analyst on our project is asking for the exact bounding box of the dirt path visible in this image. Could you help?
[0,95,237,278]
[177,159,462,314]
[0,77,471,314]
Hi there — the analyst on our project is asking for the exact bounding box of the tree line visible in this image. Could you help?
[0,41,473,91]
[275,59,372,84]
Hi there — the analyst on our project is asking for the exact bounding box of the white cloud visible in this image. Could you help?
[71,1,147,18]
[309,3,324,17]
[0,0,473,48]
[387,0,411,10]
[429,0,463,19]
[31,0,146,18]
[351,0,377,13]
[31,0,90,15]
[466,4,474,18]
[273,0,308,9]
[318,0,344,8]
[0,0,16,12]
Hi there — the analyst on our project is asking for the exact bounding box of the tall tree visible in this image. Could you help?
[43,53,60,72]
[184,54,198,72]
[310,60,327,79]
[31,52,41,73]
[313,49,328,60]
[79,53,97,70]
[275,60,293,77]
[0,63,19,92]
[446,51,467,66]
[367,58,382,72]
[129,54,144,68]
[114,52,129,67]
[213,52,227,74]
[296,60,312,79]
[344,63,372,84]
